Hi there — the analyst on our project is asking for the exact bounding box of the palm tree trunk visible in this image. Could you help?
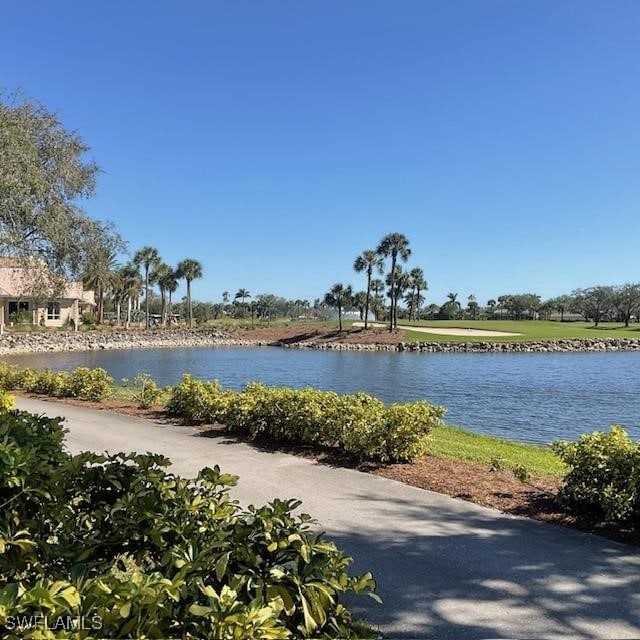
[168,291,173,325]
[187,280,193,329]
[338,303,343,331]
[364,269,371,330]
[116,301,121,326]
[388,256,396,332]
[145,267,150,329]
[126,296,131,329]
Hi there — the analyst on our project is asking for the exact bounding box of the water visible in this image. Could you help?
[4,347,640,444]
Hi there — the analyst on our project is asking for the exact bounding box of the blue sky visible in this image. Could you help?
[2,1,639,306]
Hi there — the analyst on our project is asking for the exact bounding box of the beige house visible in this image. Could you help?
[0,259,95,330]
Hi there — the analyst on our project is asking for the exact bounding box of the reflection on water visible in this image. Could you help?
[5,347,640,444]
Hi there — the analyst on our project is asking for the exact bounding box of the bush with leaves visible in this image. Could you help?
[130,372,164,409]
[0,365,112,402]
[552,425,640,522]
[0,408,378,638]
[209,381,445,463]
[0,391,14,411]
[166,374,231,423]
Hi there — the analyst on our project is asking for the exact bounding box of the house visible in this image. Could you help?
[0,258,95,330]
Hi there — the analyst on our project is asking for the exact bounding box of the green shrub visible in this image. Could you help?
[0,390,14,411]
[552,425,640,522]
[65,367,113,401]
[131,372,163,408]
[80,310,97,328]
[167,374,231,423]
[221,382,445,463]
[0,364,23,390]
[0,409,378,638]
[29,368,70,396]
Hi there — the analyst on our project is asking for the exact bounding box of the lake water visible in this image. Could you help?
[4,347,639,444]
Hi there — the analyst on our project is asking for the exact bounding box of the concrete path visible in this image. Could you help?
[15,397,640,639]
[353,321,522,337]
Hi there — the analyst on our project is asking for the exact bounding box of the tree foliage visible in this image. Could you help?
[0,92,121,281]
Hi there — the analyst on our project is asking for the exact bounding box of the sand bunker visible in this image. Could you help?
[353,322,521,337]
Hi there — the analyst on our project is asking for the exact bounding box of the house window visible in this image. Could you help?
[47,302,61,320]
[8,301,29,315]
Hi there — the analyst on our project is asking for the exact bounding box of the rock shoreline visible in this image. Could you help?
[0,329,270,356]
[1,330,640,356]
[283,338,640,353]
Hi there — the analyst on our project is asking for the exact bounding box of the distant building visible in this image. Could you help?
[0,258,95,330]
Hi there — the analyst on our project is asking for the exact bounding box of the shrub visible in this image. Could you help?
[65,367,113,401]
[221,382,445,463]
[552,425,640,522]
[0,409,378,638]
[166,374,231,423]
[131,372,163,408]
[80,310,97,328]
[0,390,14,411]
[29,368,70,396]
[0,364,23,390]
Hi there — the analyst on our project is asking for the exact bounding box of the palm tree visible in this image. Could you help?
[376,233,411,331]
[222,291,230,304]
[133,246,161,329]
[353,249,384,330]
[323,283,353,332]
[151,262,172,326]
[442,292,462,319]
[83,245,118,324]
[467,294,479,319]
[159,268,179,325]
[386,267,411,326]
[408,267,428,321]
[176,259,203,328]
[234,289,251,317]
[235,288,251,304]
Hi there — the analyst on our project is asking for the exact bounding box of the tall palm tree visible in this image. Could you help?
[133,246,161,329]
[353,249,384,330]
[235,288,251,304]
[177,258,203,328]
[376,233,411,331]
[118,263,142,328]
[386,266,411,327]
[151,262,172,326]
[408,267,428,321]
[83,245,118,324]
[369,278,385,321]
[159,269,179,325]
[323,283,353,332]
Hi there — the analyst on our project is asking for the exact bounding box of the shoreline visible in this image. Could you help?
[2,328,640,356]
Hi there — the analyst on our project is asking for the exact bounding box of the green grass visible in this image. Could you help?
[430,424,567,477]
[398,319,640,343]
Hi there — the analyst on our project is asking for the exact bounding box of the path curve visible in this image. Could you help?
[15,397,640,639]
[353,321,522,337]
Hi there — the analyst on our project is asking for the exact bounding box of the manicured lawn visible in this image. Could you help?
[430,424,567,477]
[400,319,640,343]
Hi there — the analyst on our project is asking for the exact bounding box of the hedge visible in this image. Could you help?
[168,375,446,463]
[0,407,379,638]
[0,364,113,402]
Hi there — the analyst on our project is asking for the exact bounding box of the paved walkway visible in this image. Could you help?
[15,397,640,639]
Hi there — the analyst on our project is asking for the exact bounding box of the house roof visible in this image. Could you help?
[0,260,95,303]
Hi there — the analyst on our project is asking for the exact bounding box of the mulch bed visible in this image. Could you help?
[13,392,640,546]
[228,324,404,345]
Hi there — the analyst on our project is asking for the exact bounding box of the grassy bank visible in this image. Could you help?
[430,425,566,477]
[400,319,640,343]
